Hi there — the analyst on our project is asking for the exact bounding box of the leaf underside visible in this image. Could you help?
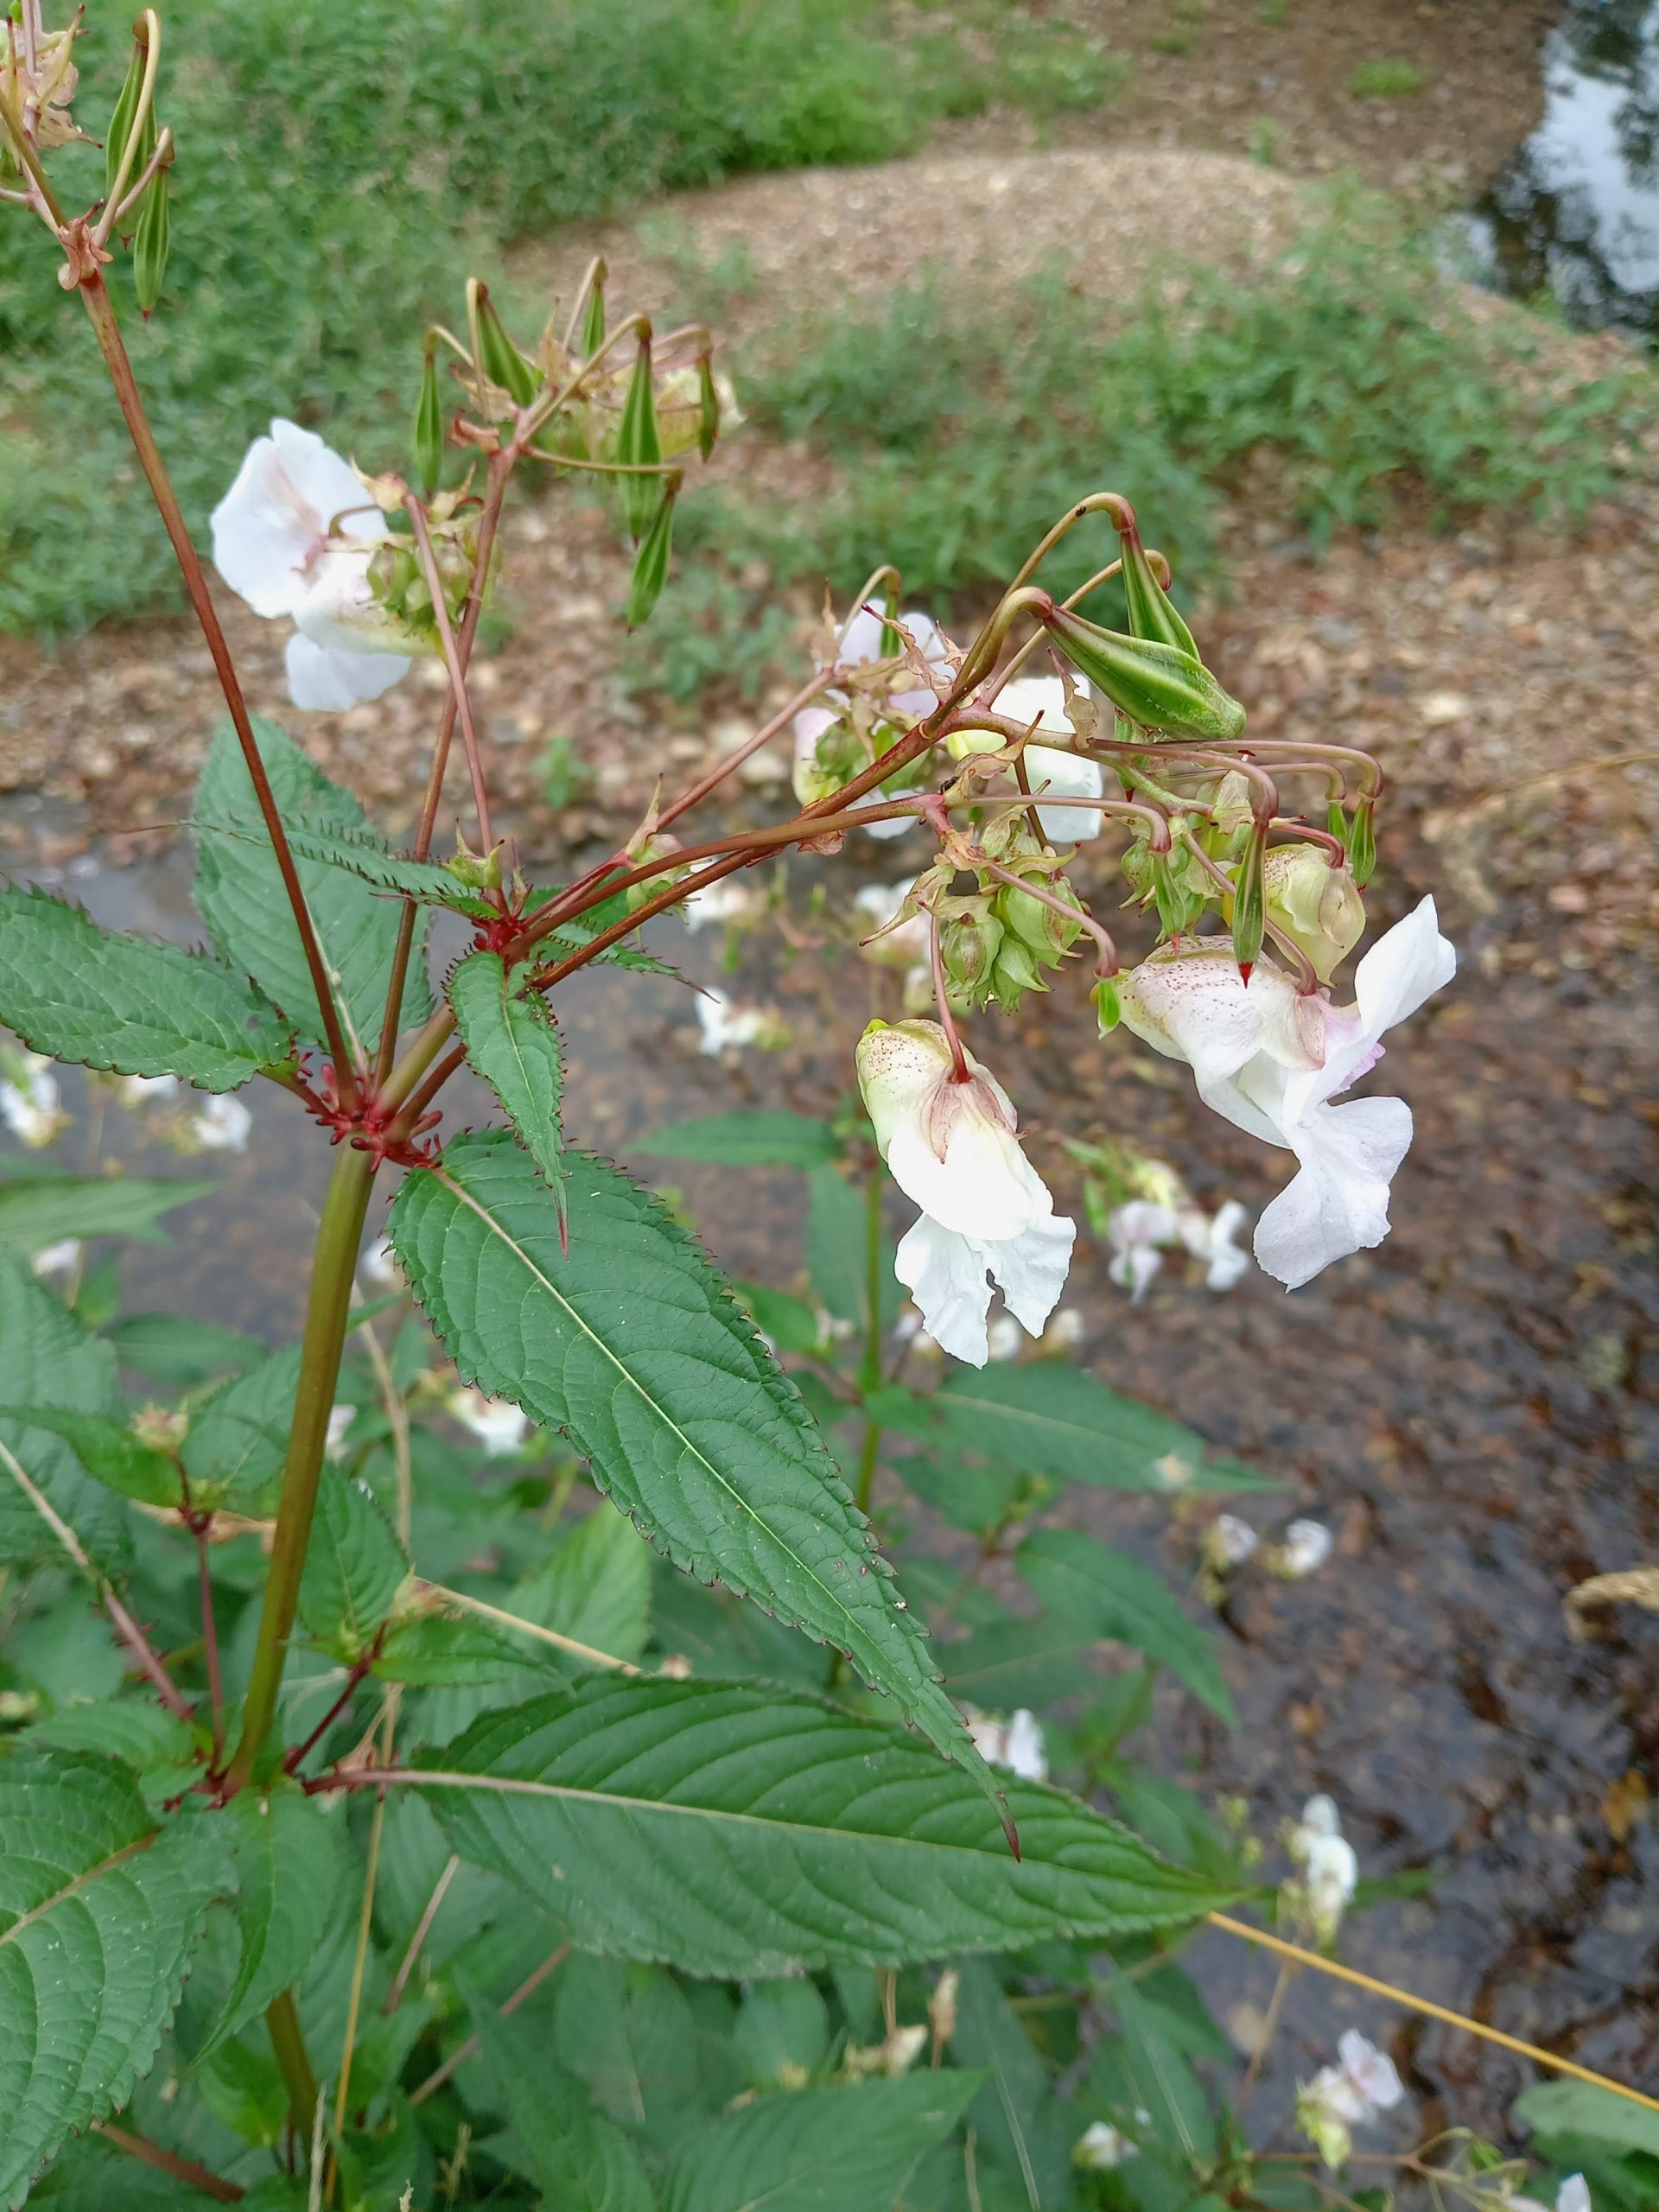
[448,950,565,1198]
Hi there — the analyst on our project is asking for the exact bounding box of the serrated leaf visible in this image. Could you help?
[472,2003,655,2212]
[872,1366,1274,1494]
[191,716,433,1058]
[297,1466,408,1662]
[1017,1531,1235,1723]
[414,1678,1232,1979]
[0,1756,232,2207]
[0,1256,118,1414]
[181,1345,301,1510]
[513,1508,652,1667]
[391,1136,982,1787]
[105,1313,261,1385]
[194,817,488,913]
[0,1174,215,1251]
[196,1787,346,2061]
[950,1960,1077,2210]
[0,1408,181,1509]
[664,2072,982,2212]
[449,951,565,1205]
[0,1424,133,1577]
[938,1611,1096,1714]
[374,1611,569,1688]
[0,886,291,1091]
[635,1110,841,1169]
[27,1702,197,1778]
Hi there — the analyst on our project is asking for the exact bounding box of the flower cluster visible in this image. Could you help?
[1296,2030,1403,2170]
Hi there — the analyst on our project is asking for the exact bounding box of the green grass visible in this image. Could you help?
[624,207,1654,702]
[0,0,1124,638]
[1348,60,1433,99]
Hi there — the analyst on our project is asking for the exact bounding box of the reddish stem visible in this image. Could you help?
[197,1526,224,1766]
[928,909,970,1082]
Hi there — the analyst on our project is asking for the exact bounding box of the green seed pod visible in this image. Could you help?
[1116,518,1198,659]
[1092,976,1122,1034]
[616,338,664,541]
[989,932,1046,1012]
[413,339,445,498]
[1349,795,1377,888]
[1326,798,1351,853]
[1230,824,1267,978]
[696,355,720,461]
[626,483,677,629]
[1044,604,1246,742]
[132,164,169,318]
[939,905,1002,1005]
[582,269,607,359]
[468,279,538,411]
[993,873,1078,964]
[105,39,149,200]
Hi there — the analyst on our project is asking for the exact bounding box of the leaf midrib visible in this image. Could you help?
[0,1832,157,1950]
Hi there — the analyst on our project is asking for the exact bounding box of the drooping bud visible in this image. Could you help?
[1230,824,1266,981]
[1348,795,1377,888]
[467,279,538,411]
[132,160,169,317]
[582,264,607,358]
[414,336,445,498]
[616,335,664,540]
[1092,976,1122,1034]
[1116,517,1198,659]
[1263,842,1364,983]
[626,479,677,629]
[1042,604,1245,741]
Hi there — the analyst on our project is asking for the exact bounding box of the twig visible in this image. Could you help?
[91,2120,243,2203]
[403,494,495,873]
[384,1854,460,2016]
[412,1576,639,1675]
[197,1525,225,1765]
[408,1944,569,2107]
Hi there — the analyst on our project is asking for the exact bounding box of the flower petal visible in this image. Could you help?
[988,1213,1076,1338]
[894,1215,995,1365]
[284,632,412,712]
[1253,1094,1414,1288]
[1027,743,1103,845]
[1306,895,1456,1109]
[269,418,385,543]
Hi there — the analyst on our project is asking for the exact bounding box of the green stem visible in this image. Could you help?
[830,1162,887,1691]
[264,1990,319,2137]
[223,1146,376,1789]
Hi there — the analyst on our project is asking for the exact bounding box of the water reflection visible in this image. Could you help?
[1471,0,1659,339]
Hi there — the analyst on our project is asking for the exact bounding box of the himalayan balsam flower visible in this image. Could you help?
[1297,2031,1403,2170]
[118,1073,181,1108]
[1106,1196,1250,1302]
[695,990,773,1057]
[359,1236,403,1291]
[1287,1792,1358,1944]
[191,1094,251,1153]
[211,419,429,711]
[448,1388,530,1458]
[1278,1518,1333,1578]
[1117,897,1456,1289]
[683,880,761,932]
[1510,2183,1592,2212]
[857,1020,1075,1366]
[1073,2122,1135,2171]
[324,1404,357,1461]
[965,1707,1047,1782]
[792,606,950,840]
[1208,1513,1258,1568]
[853,880,930,968]
[972,674,1105,846]
[31,1239,80,1280]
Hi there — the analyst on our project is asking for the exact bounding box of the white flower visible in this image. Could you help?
[1042,1306,1084,1351]
[1176,1198,1252,1290]
[211,418,428,712]
[358,1235,403,1291]
[1556,2178,1592,2212]
[190,1094,251,1153]
[1287,1794,1358,1943]
[1117,897,1456,1289]
[695,989,772,1056]
[857,1019,1075,1366]
[1106,1199,1179,1303]
[447,1387,530,1458]
[1298,2031,1403,2170]
[983,675,1104,845]
[1209,1513,1258,1568]
[792,605,950,840]
[1073,2121,1135,2171]
[31,1238,80,1279]
[118,1072,181,1107]
[1279,1518,1333,1578]
[966,1707,1047,1782]
[853,880,930,967]
[683,880,760,932]
[985,1313,1024,1362]
[0,1052,65,1148]
[325,1403,357,1461]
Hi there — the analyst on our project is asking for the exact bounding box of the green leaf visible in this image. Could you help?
[194,817,491,915]
[626,483,676,628]
[732,1977,830,2089]
[391,1136,981,1786]
[191,716,432,1058]
[1101,1973,1217,2166]
[1017,1531,1235,1722]
[296,1466,408,1662]
[415,1678,1232,1980]
[0,1755,231,2207]
[734,1281,829,1357]
[0,1173,215,1251]
[513,1506,652,1667]
[0,887,293,1090]
[1516,2079,1659,2161]
[0,1408,181,1509]
[664,2072,982,2212]
[104,1313,261,1385]
[374,1611,569,1688]
[472,2003,655,2212]
[938,1611,1095,1714]
[27,1701,197,1783]
[807,1163,895,1333]
[196,1786,346,2062]
[0,1256,118,1414]
[949,1959,1077,2209]
[449,951,565,1208]
[181,1346,301,1510]
[873,1365,1273,1494]
[635,1110,841,1169]
[0,1424,133,1577]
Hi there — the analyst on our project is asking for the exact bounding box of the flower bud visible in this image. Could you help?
[1264,843,1364,982]
[1043,604,1246,742]
[132,161,169,318]
[445,837,502,893]
[1116,518,1197,659]
[582,266,607,358]
[617,337,664,539]
[1230,824,1266,980]
[939,903,1003,1004]
[413,337,446,498]
[1348,794,1376,888]
[467,279,538,411]
[1092,976,1121,1034]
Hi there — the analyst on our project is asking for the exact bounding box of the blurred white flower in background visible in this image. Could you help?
[965,1707,1047,1783]
[30,1239,80,1280]
[683,880,761,932]
[1509,2181,1592,2212]
[852,880,930,968]
[325,1403,357,1461]
[1073,2121,1135,2171]
[1105,1193,1251,1301]
[118,1072,181,1108]
[359,1236,403,1291]
[190,1094,252,1153]
[211,418,428,711]
[695,990,778,1057]
[0,1052,66,1148]
[447,1387,530,1458]
[963,674,1105,846]
[986,1313,1024,1362]
[1042,1306,1084,1351]
[1208,1514,1259,1569]
[1297,2030,1402,2170]
[857,1019,1074,1366]
[1276,1518,1333,1579]
[792,605,950,840]
[1177,1198,1252,1290]
[1286,1792,1359,1946]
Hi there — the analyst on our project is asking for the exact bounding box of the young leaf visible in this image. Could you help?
[296,1466,409,1662]
[634,1109,841,1169]
[192,717,433,1058]
[0,1257,119,1414]
[0,1756,232,2207]
[512,1507,652,1666]
[391,1136,983,1786]
[0,1175,214,1252]
[948,1960,1078,2209]
[471,2004,654,2212]
[664,2070,982,2212]
[448,951,565,1205]
[194,1786,346,2061]
[104,1313,261,1386]
[1018,1529,1236,1722]
[181,1345,302,1510]
[0,1407,181,1510]
[0,887,292,1089]
[0,1424,134,1576]
[414,1677,1233,1979]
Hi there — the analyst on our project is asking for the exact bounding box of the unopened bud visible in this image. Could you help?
[939,904,1002,1003]
[1116,518,1197,659]
[617,337,664,539]
[132,161,169,318]
[414,337,445,498]
[445,838,502,893]
[467,278,538,411]
[582,265,607,358]
[1348,795,1376,888]
[993,873,1079,964]
[1264,843,1364,982]
[1043,604,1245,742]
[1231,826,1266,979]
[1092,976,1122,1034]
[130,1405,188,1454]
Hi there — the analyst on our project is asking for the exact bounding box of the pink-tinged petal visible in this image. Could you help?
[887,1109,1051,1241]
[210,435,322,617]
[1118,944,1274,1091]
[988,1214,1076,1337]
[895,1216,995,1365]
[284,633,411,712]
[1253,1094,1413,1288]
[269,418,385,543]
[1307,896,1455,1108]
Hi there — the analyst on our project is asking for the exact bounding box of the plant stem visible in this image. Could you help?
[264,1989,320,2138]
[75,274,360,1106]
[197,1527,224,1766]
[407,1944,569,2107]
[91,2120,243,2204]
[224,1145,377,1789]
